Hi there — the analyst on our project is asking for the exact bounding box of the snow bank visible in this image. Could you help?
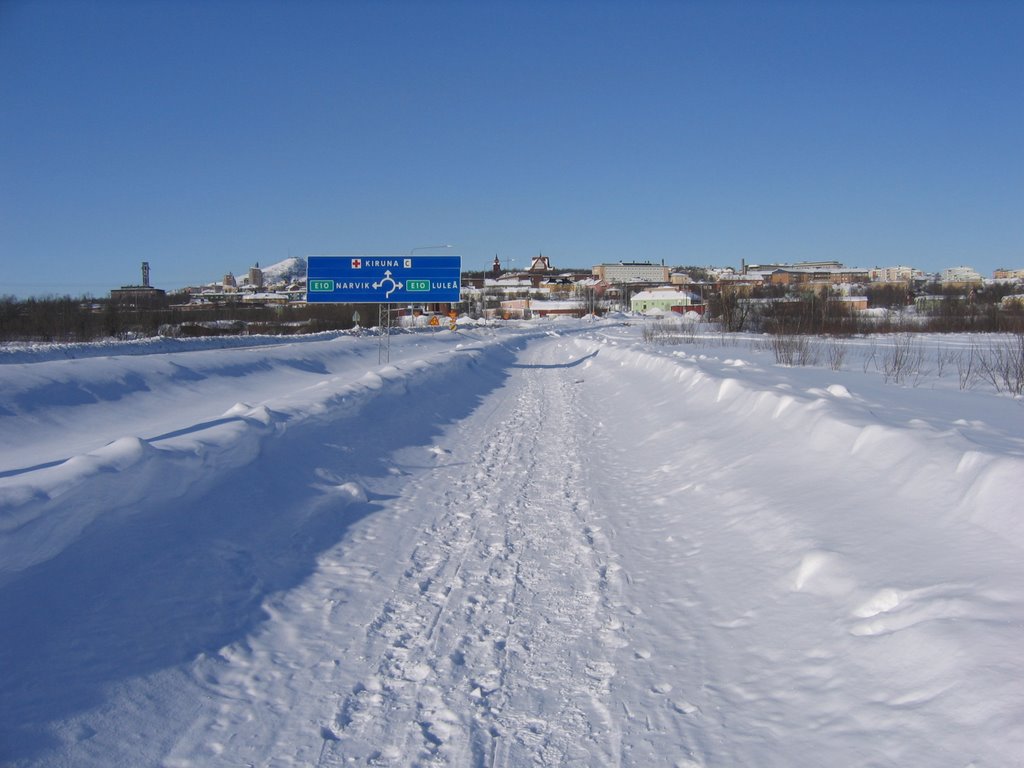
[0,330,359,364]
[575,335,1024,548]
[0,332,534,581]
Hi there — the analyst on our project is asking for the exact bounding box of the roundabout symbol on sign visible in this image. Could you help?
[372,270,404,299]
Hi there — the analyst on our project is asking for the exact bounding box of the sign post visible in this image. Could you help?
[306,255,462,362]
[306,255,461,305]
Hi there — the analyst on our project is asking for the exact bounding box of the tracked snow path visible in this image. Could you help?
[319,336,621,766]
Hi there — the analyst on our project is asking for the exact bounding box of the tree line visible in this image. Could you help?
[706,282,1024,335]
[0,294,375,343]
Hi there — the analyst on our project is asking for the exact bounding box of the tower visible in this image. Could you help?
[249,264,264,289]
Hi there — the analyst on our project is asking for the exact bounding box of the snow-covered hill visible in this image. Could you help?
[255,255,306,285]
[2,320,1023,766]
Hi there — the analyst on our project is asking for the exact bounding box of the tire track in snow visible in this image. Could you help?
[323,338,623,766]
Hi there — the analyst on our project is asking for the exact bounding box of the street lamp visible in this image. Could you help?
[409,244,452,255]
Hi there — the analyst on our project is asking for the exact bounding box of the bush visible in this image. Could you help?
[976,333,1024,395]
[771,334,818,366]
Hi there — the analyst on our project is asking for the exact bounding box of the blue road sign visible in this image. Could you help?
[305,255,462,304]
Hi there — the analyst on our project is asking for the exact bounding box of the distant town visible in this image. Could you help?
[4,255,1024,343]
[116,254,1024,320]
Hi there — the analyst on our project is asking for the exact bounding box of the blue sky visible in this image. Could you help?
[1,0,1022,297]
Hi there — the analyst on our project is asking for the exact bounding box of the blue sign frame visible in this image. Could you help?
[306,255,462,304]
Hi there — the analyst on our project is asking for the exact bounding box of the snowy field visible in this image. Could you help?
[2,319,1023,767]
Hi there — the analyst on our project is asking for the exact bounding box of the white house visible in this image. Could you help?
[630,287,702,314]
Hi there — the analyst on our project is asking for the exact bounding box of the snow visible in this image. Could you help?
[2,320,1023,766]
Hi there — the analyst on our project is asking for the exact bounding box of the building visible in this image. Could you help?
[940,266,983,286]
[241,292,290,305]
[829,295,869,311]
[744,260,844,273]
[527,254,554,274]
[993,268,1024,280]
[538,276,575,294]
[499,299,531,319]
[669,272,694,285]
[766,266,870,287]
[630,286,703,314]
[110,261,167,306]
[530,299,586,318]
[715,272,764,292]
[485,274,533,293]
[247,263,265,290]
[869,266,920,283]
[593,262,670,284]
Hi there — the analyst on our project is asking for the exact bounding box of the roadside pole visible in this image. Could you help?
[378,304,393,364]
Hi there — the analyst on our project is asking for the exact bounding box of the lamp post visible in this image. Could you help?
[409,244,452,255]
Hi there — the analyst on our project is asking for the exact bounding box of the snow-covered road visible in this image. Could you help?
[317,340,620,766]
[2,322,1023,766]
